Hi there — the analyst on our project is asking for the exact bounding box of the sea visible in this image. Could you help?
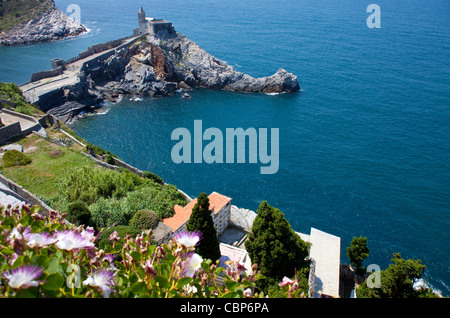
[0,0,449,296]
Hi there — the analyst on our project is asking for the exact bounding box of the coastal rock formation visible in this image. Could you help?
[78,32,299,103]
[0,0,87,46]
[25,31,299,121]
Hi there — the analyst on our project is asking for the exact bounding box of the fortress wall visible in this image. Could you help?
[30,66,64,82]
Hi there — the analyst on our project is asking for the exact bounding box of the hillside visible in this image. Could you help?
[0,0,86,46]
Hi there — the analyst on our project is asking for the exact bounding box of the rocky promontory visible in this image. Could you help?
[25,31,299,122]
[0,0,87,46]
[67,32,299,106]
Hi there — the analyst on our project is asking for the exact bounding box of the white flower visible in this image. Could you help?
[3,265,43,289]
[55,230,94,251]
[83,269,115,298]
[80,227,96,242]
[27,232,57,248]
[182,253,203,278]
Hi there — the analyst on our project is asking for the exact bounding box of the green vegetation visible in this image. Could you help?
[347,236,370,274]
[356,253,439,298]
[97,225,143,248]
[65,200,93,227]
[186,192,221,261]
[2,149,32,167]
[51,166,186,230]
[245,201,310,294]
[0,82,44,116]
[129,209,160,230]
[142,170,164,185]
[0,0,54,32]
[1,125,187,234]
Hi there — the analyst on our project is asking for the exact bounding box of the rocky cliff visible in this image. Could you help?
[77,32,299,100]
[0,0,87,46]
[36,31,300,121]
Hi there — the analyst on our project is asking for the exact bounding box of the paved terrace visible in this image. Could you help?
[0,111,36,130]
[307,227,341,298]
[19,36,142,104]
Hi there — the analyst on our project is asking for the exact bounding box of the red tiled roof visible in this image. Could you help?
[162,192,232,232]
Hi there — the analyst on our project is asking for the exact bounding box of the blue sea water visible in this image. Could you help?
[0,0,449,296]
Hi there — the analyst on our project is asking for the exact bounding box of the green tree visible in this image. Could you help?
[186,193,221,261]
[244,201,310,292]
[356,253,439,298]
[347,236,370,272]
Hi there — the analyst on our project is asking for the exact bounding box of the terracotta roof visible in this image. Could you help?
[208,192,232,214]
[162,204,191,232]
[162,192,232,232]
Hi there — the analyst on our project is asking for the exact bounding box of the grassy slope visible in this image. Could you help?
[0,0,54,32]
[1,129,95,199]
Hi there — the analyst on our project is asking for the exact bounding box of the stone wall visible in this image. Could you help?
[0,122,21,144]
[0,108,44,144]
[0,174,53,216]
[30,66,64,82]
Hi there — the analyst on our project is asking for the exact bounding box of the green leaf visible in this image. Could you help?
[155,276,171,289]
[46,256,63,275]
[32,255,49,268]
[225,279,240,291]
[131,281,148,294]
[222,291,239,298]
[130,251,141,262]
[176,277,192,289]
[42,273,65,291]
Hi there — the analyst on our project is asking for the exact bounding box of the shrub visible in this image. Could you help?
[66,200,93,227]
[142,171,164,185]
[2,150,32,167]
[129,209,160,230]
[106,153,115,165]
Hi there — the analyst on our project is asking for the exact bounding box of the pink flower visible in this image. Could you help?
[278,276,294,287]
[142,260,157,277]
[3,265,43,289]
[174,231,202,249]
[81,227,96,242]
[109,231,120,242]
[83,269,116,298]
[55,230,95,251]
[27,232,57,248]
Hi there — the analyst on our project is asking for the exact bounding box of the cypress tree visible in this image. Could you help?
[245,201,310,290]
[186,192,221,261]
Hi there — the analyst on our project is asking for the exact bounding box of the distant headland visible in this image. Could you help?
[19,6,300,122]
[0,0,87,46]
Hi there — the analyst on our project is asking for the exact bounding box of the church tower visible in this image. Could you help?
[138,6,146,24]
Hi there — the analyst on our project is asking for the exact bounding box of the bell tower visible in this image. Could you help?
[138,6,146,24]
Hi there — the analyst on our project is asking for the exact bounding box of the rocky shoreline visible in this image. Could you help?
[46,32,299,121]
[0,1,87,46]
